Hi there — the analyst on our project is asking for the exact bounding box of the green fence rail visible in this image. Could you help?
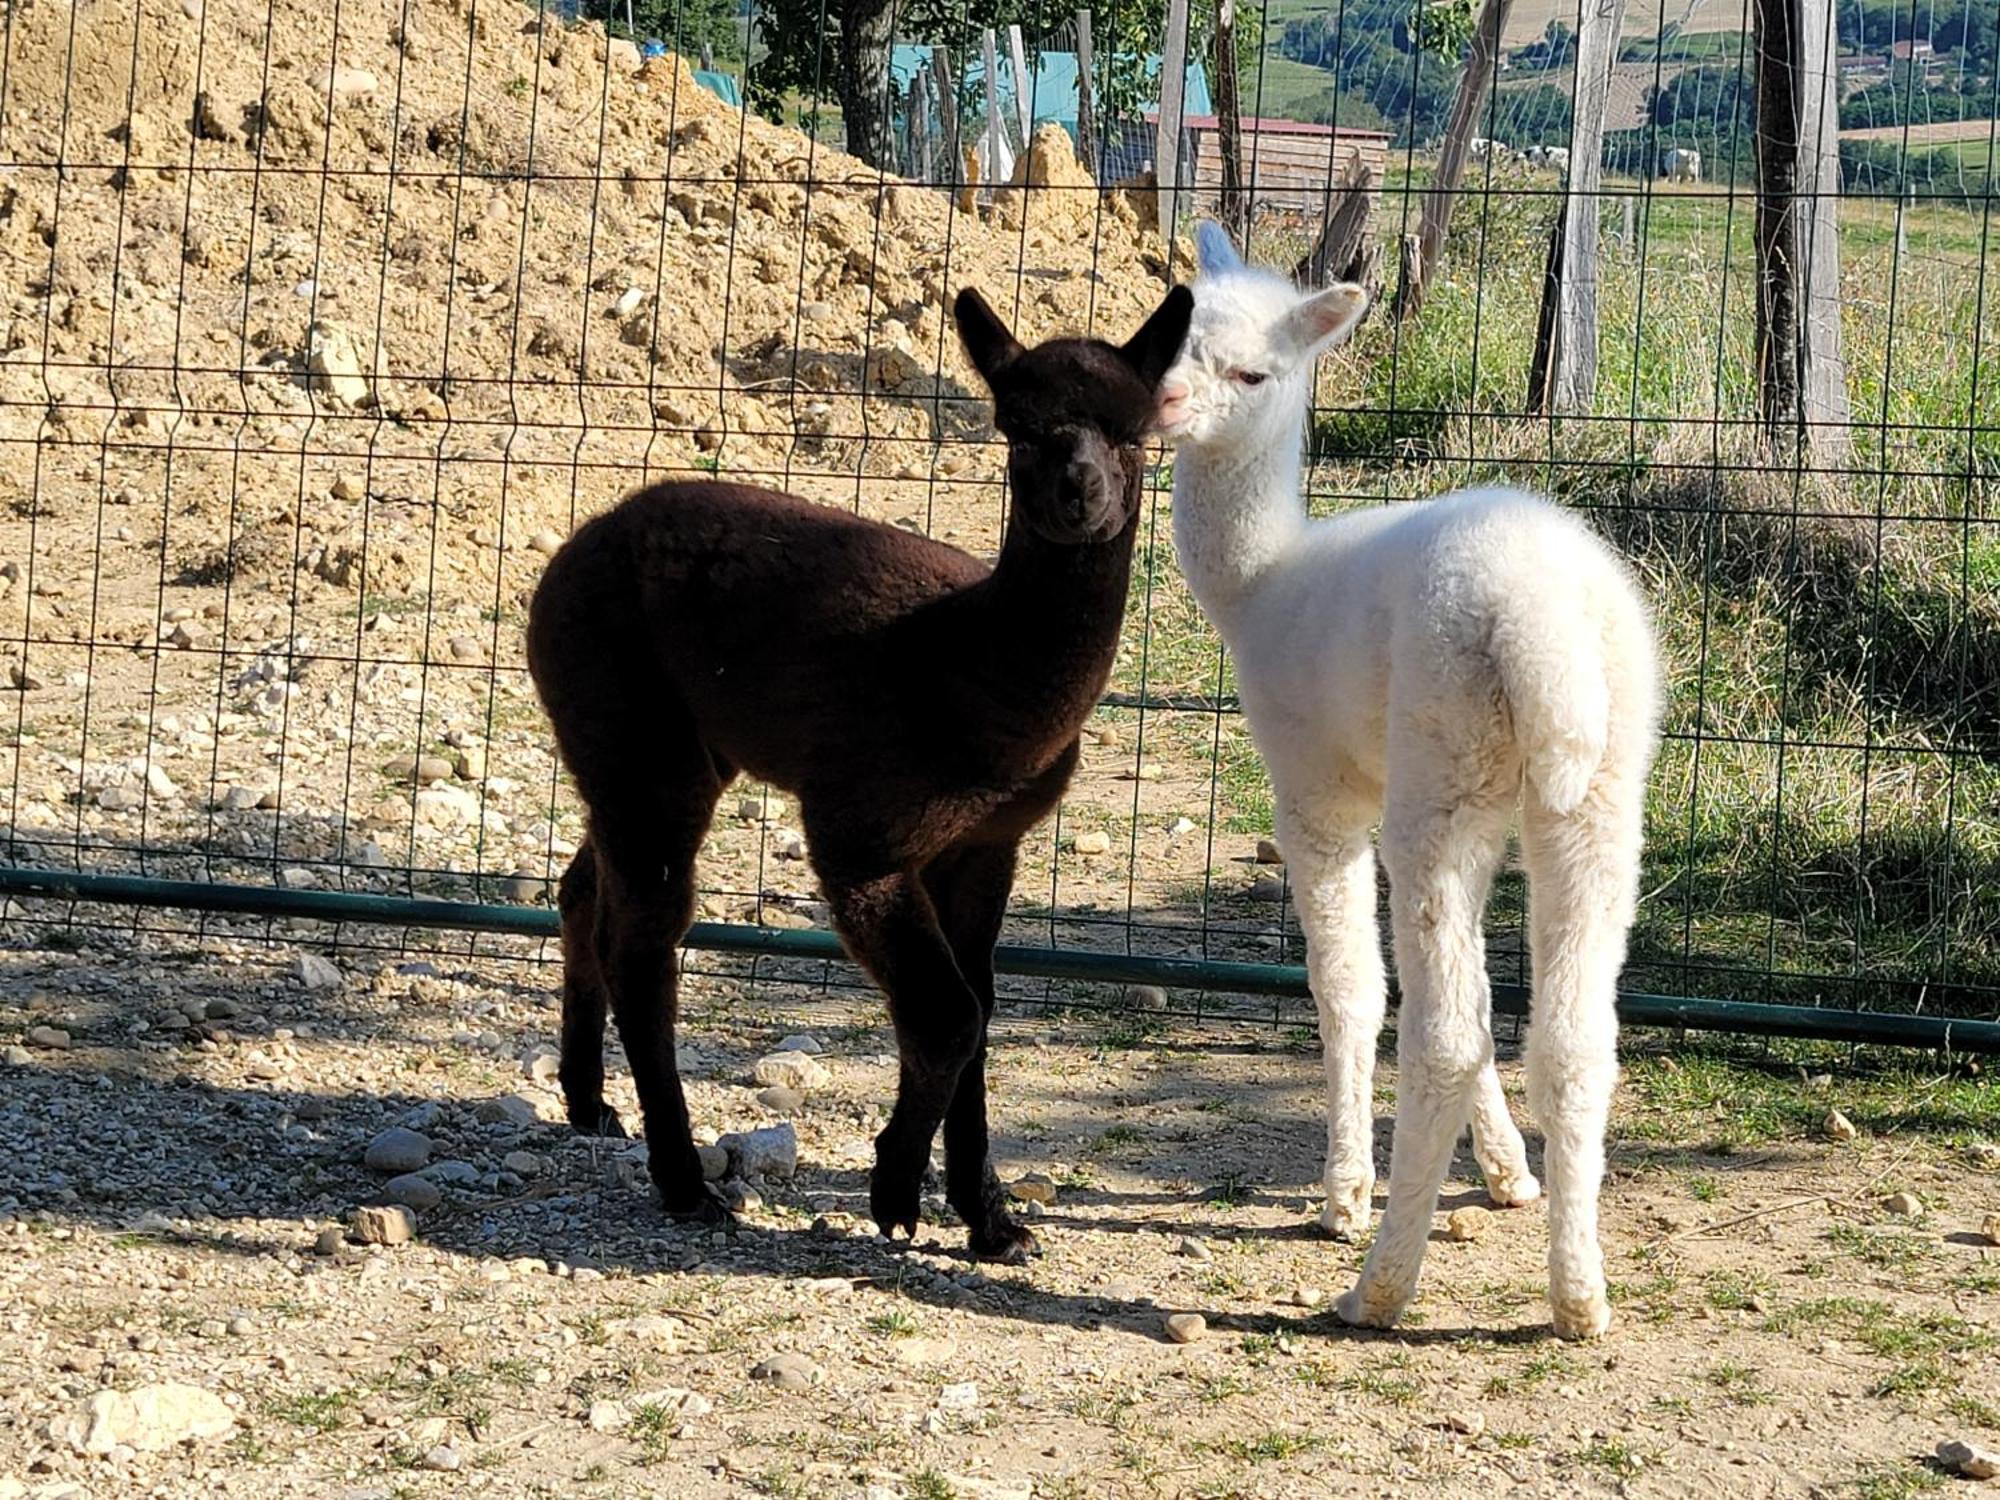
[5,867,1997,1054]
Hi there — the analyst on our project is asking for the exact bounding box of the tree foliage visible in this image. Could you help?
[598,0,744,61]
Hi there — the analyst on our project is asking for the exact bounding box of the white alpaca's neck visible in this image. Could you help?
[1170,408,1309,624]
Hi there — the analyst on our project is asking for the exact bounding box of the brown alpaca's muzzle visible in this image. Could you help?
[1014,428,1133,545]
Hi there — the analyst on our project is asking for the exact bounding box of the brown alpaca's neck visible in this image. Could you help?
[959,507,1137,758]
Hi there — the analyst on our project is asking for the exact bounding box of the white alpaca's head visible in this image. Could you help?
[1155,222,1369,451]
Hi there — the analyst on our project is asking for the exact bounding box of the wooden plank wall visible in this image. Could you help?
[1186,126,1390,215]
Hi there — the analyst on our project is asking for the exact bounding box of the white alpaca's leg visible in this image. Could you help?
[1469,1063,1540,1208]
[1336,777,1513,1329]
[1519,780,1642,1340]
[1274,788,1384,1242]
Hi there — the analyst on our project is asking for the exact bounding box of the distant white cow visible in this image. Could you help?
[1522,145,1571,173]
[1469,137,1512,162]
[1662,147,1702,183]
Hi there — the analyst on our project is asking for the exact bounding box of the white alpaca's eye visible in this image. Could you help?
[1233,371,1268,387]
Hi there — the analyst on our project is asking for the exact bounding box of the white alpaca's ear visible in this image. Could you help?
[1195,220,1242,276]
[1280,284,1369,356]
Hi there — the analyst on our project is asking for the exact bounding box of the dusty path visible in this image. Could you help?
[2,934,1996,1498]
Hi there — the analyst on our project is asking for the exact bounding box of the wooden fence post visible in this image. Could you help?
[1156,0,1191,243]
[931,46,960,193]
[1527,0,1627,414]
[1075,11,1096,178]
[1753,0,1851,460]
[1395,0,1512,321]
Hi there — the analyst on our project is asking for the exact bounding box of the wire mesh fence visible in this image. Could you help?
[0,0,1993,1046]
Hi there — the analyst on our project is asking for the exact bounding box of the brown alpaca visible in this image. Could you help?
[526,285,1192,1262]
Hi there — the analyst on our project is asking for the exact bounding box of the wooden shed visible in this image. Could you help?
[1180,115,1392,216]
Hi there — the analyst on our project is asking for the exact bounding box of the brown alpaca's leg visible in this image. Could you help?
[823,870,985,1243]
[586,756,729,1222]
[923,843,1037,1263]
[556,843,626,1138]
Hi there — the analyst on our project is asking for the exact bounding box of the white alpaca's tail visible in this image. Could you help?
[1489,582,1611,818]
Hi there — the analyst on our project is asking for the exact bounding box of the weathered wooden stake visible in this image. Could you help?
[1292,154,1378,290]
[1212,0,1248,242]
[982,28,1006,191]
[1007,24,1033,147]
[1527,0,1627,414]
[1753,0,1851,460]
[1395,0,1512,320]
[909,67,932,183]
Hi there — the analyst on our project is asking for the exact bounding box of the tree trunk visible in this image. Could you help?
[1394,0,1512,321]
[1213,0,1248,242]
[839,0,897,172]
[1074,10,1096,179]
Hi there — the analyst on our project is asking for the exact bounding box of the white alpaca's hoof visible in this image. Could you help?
[1550,1293,1612,1341]
[1318,1198,1371,1244]
[1485,1169,1541,1209]
[1333,1283,1404,1330]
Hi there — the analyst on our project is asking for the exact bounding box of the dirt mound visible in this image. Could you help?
[0,0,1172,623]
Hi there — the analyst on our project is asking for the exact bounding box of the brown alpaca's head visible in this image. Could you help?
[954,285,1193,546]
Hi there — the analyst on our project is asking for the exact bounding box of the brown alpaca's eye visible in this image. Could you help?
[1234,370,1268,387]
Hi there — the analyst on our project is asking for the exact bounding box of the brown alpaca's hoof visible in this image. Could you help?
[969,1218,1041,1264]
[569,1105,627,1139]
[869,1174,923,1243]
[661,1182,735,1227]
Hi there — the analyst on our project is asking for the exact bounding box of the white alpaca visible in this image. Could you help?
[1156,223,1660,1339]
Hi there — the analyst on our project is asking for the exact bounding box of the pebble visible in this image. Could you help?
[697,1144,731,1181]
[313,1227,345,1256]
[521,1046,561,1084]
[1445,1206,1492,1242]
[586,1399,628,1433]
[1008,1172,1058,1205]
[1162,1312,1207,1344]
[1822,1108,1858,1141]
[1445,1410,1486,1439]
[529,529,564,555]
[2,1044,32,1066]
[752,1051,829,1093]
[1286,1284,1325,1308]
[1071,830,1111,857]
[1255,837,1284,864]
[474,1094,541,1128]
[53,1383,235,1454]
[1175,1235,1212,1262]
[757,1085,804,1114]
[749,1352,821,1391]
[225,1316,253,1337]
[775,1034,823,1054]
[1123,984,1169,1012]
[419,1445,461,1472]
[330,473,365,501]
[351,1205,416,1246]
[1938,1439,2000,1480]
[383,1173,443,1211]
[1981,1212,2000,1247]
[25,1024,71,1050]
[363,1127,432,1173]
[293,953,342,990]
[1247,873,1287,903]
[1883,1191,1923,1217]
[719,1124,797,1179]
[502,1150,543,1177]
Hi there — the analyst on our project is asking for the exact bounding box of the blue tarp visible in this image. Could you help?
[888,45,1213,128]
[693,68,741,107]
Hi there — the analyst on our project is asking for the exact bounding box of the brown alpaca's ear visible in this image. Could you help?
[954,288,1023,383]
[1118,285,1194,390]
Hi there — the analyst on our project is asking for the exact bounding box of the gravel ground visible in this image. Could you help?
[2,932,1997,1499]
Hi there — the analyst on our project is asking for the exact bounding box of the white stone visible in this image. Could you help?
[752,1052,829,1093]
[54,1383,235,1454]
